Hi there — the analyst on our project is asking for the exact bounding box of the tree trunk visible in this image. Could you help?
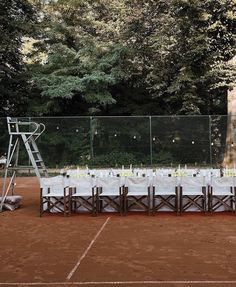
[223,56,236,167]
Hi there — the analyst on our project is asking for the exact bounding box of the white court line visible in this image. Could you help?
[1,281,236,285]
[66,217,110,281]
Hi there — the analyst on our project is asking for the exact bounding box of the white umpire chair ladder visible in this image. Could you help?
[0,117,48,212]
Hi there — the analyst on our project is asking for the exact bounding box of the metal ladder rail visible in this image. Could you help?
[29,138,48,176]
[22,122,48,179]
[0,171,17,212]
[7,117,46,136]
[1,118,48,212]
[0,135,20,212]
[1,136,19,196]
[25,122,45,142]
[21,134,47,181]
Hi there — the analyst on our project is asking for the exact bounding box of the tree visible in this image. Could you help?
[28,0,130,115]
[125,0,236,115]
[27,0,236,116]
[223,56,236,166]
[0,0,36,116]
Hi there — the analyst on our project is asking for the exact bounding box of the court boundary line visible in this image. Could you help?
[66,217,111,280]
[1,281,236,285]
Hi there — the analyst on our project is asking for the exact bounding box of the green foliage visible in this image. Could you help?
[1,0,236,116]
[0,0,36,116]
[127,0,236,115]
[152,152,176,165]
[29,0,130,115]
[86,151,137,167]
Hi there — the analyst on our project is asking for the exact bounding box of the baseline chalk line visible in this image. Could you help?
[2,281,236,285]
[66,217,110,280]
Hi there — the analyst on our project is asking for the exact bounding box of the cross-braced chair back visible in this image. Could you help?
[152,176,178,213]
[179,176,207,213]
[124,177,151,215]
[96,177,123,214]
[209,177,235,213]
[69,177,97,215]
[40,176,69,216]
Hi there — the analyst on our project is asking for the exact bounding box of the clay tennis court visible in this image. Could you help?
[1,177,236,287]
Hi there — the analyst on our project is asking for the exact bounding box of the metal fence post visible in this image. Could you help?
[149,116,153,167]
[90,116,94,159]
[209,115,213,167]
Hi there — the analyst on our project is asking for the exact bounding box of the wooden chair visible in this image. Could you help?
[152,176,179,214]
[123,177,151,215]
[208,177,236,214]
[40,176,69,217]
[179,176,207,214]
[96,177,123,215]
[69,177,97,215]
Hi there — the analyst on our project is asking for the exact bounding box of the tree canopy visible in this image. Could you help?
[1,0,236,116]
[0,0,36,116]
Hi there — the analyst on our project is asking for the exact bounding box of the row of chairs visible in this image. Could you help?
[40,176,236,216]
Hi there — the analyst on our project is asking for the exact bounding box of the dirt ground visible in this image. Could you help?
[1,177,236,287]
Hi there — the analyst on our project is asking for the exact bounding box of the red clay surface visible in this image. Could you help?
[1,177,236,287]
